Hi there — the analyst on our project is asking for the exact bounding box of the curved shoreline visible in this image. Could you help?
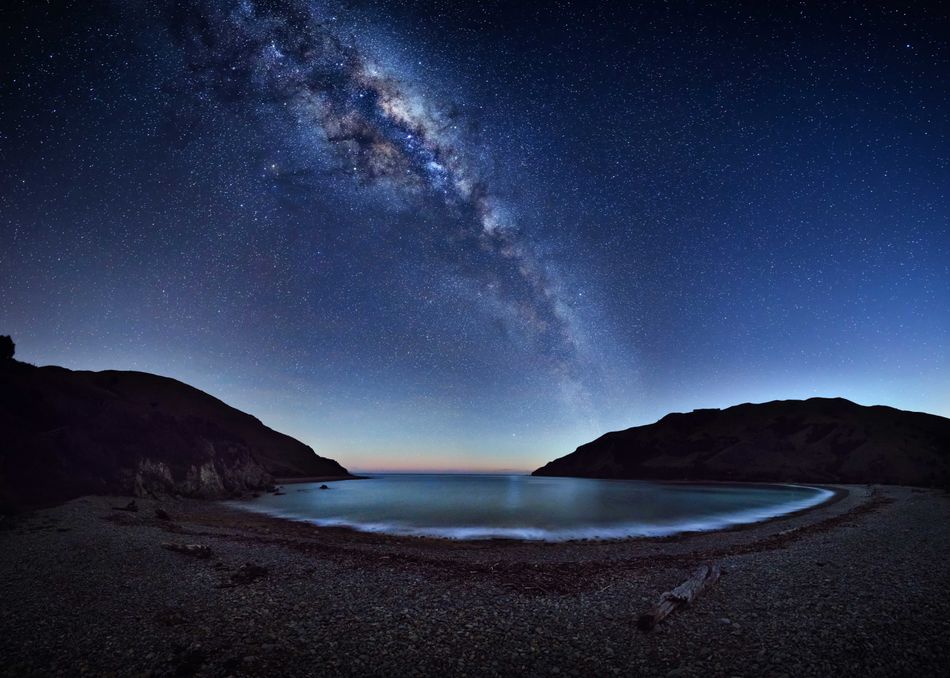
[227,480,844,544]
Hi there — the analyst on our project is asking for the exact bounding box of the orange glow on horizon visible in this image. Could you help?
[347,459,534,474]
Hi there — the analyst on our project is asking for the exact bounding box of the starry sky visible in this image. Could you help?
[2,0,948,472]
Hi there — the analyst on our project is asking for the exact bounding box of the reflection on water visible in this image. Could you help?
[230,474,833,541]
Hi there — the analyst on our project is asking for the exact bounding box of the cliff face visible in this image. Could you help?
[0,360,353,509]
[533,398,950,486]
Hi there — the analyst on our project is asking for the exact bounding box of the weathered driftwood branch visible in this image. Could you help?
[637,562,721,631]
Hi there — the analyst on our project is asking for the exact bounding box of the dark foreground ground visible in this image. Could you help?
[1,485,948,677]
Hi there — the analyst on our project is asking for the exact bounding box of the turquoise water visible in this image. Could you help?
[231,474,833,541]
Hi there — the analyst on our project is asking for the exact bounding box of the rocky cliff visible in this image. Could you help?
[533,398,950,486]
[0,359,353,510]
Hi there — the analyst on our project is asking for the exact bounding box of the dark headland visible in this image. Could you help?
[533,398,950,487]
[0,355,355,512]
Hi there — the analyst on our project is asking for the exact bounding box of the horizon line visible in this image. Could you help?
[350,469,535,475]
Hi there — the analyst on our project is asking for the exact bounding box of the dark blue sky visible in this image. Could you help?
[2,0,947,471]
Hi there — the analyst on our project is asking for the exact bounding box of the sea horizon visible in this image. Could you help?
[349,469,536,476]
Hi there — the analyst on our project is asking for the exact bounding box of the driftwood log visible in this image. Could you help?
[637,562,721,631]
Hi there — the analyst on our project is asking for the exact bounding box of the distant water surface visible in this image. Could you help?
[230,474,833,541]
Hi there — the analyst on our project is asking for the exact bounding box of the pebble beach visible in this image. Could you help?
[1,484,948,677]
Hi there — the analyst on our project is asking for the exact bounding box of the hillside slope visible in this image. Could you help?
[533,398,950,486]
[0,359,353,509]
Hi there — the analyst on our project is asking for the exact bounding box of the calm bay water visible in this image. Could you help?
[231,474,833,541]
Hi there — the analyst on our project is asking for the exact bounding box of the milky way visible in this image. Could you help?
[4,0,947,470]
[168,0,587,390]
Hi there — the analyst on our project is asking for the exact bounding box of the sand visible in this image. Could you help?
[1,484,948,676]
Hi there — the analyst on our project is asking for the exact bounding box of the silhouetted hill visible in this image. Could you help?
[0,359,353,510]
[533,398,950,486]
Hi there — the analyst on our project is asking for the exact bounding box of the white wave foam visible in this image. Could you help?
[226,484,834,542]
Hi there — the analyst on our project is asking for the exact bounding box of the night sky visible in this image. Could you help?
[2,1,948,471]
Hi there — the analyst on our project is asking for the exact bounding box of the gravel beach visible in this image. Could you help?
[1,484,948,677]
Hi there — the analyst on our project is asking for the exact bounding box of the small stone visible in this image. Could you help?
[230,563,268,585]
[162,543,213,559]
[112,500,138,513]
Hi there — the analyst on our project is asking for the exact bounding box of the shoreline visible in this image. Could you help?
[223,482,858,553]
[234,478,847,545]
